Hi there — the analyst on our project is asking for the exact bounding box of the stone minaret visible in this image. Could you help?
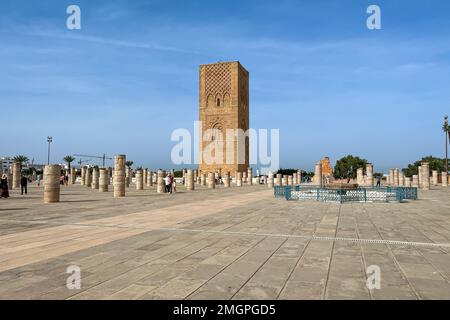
[198,61,249,176]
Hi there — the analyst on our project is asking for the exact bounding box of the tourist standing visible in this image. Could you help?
[36,174,41,186]
[164,174,171,193]
[172,177,177,193]
[20,175,28,195]
[376,176,381,188]
[1,174,10,198]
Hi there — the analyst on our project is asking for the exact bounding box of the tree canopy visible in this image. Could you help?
[333,155,368,181]
[402,156,446,177]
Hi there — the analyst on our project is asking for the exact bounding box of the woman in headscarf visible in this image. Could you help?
[1,174,10,198]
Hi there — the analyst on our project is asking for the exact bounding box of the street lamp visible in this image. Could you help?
[47,136,53,165]
[445,116,449,175]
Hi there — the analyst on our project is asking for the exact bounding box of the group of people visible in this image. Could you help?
[0,174,31,198]
[164,173,176,194]
[60,175,69,186]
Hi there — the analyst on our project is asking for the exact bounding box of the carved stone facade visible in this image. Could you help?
[199,61,249,175]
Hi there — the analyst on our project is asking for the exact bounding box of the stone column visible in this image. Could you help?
[207,172,216,189]
[418,166,422,188]
[255,175,260,184]
[314,163,322,187]
[125,167,131,188]
[421,162,430,190]
[287,175,293,186]
[357,168,364,186]
[292,173,297,186]
[81,166,86,186]
[113,155,126,197]
[275,174,282,187]
[85,168,92,187]
[412,175,419,188]
[442,172,448,187]
[268,171,274,188]
[297,170,301,184]
[223,171,230,188]
[432,170,438,186]
[242,171,247,184]
[157,170,165,193]
[186,170,195,191]
[136,169,144,190]
[201,173,207,186]
[147,170,153,187]
[247,168,252,185]
[99,168,108,192]
[143,169,148,188]
[12,162,21,189]
[366,164,374,187]
[44,165,61,203]
[398,171,404,187]
[92,167,99,189]
[393,168,399,186]
[281,175,287,186]
[70,168,76,184]
[404,177,412,187]
[193,170,198,184]
[236,172,243,187]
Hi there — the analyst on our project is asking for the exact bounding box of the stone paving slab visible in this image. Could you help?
[0,183,449,299]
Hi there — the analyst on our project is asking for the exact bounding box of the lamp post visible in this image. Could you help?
[445,116,449,175]
[47,136,53,165]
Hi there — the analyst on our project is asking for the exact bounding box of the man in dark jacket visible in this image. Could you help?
[21,175,28,195]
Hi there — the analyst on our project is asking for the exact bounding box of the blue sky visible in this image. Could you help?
[0,0,449,173]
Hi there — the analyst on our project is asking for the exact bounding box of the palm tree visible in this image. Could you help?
[444,116,449,174]
[63,155,76,171]
[12,155,29,171]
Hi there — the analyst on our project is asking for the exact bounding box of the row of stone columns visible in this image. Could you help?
[385,162,449,190]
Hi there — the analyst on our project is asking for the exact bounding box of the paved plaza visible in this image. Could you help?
[0,183,449,300]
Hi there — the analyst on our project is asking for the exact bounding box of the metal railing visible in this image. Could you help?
[274,185,418,203]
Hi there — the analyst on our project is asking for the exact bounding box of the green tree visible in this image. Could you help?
[276,168,298,176]
[63,155,76,171]
[403,156,445,177]
[12,155,29,171]
[125,161,134,168]
[333,155,368,182]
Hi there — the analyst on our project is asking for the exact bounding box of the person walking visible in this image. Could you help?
[20,175,28,195]
[36,174,41,186]
[1,174,10,198]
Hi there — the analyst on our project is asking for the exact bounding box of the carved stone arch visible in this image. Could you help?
[207,94,214,108]
[223,92,230,107]
[215,93,223,107]
[210,121,223,141]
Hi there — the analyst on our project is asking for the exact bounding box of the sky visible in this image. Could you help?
[0,0,449,173]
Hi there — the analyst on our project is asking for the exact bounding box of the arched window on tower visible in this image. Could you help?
[216,98,221,107]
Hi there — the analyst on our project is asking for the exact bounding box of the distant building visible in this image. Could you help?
[1,157,14,173]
